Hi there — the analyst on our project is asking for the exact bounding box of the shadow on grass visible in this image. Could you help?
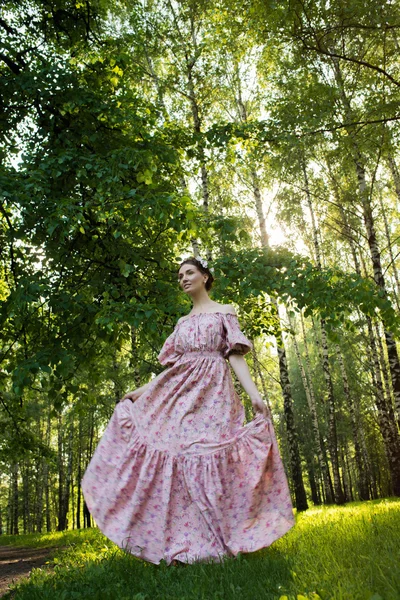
[6,542,294,600]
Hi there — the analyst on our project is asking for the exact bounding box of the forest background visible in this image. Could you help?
[1,0,400,535]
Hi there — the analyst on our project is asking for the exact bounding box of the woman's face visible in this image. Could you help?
[178,264,207,294]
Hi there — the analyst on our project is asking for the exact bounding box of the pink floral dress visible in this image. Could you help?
[81,311,295,565]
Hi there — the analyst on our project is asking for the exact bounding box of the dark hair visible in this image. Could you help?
[178,257,215,292]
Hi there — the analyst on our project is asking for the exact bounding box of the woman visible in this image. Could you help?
[81,257,295,567]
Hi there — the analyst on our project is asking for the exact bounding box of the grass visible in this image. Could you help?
[1,497,399,599]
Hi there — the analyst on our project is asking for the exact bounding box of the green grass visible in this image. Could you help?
[1,498,399,599]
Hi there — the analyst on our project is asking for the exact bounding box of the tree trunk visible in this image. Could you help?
[45,405,51,532]
[130,325,142,389]
[335,343,369,500]
[320,320,345,504]
[275,319,308,511]
[300,310,334,503]
[302,157,345,504]
[377,186,400,311]
[365,315,400,495]
[84,409,94,528]
[59,423,73,531]
[387,153,400,210]
[304,451,320,506]
[77,417,82,529]
[374,320,398,429]
[359,421,378,499]
[113,349,123,405]
[57,411,64,530]
[287,308,320,505]
[12,462,19,535]
[22,462,29,533]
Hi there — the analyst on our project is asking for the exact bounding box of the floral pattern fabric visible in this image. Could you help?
[81,311,295,565]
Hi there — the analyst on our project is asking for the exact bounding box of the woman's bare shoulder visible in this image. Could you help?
[219,304,238,316]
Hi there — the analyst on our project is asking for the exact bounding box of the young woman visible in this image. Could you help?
[81,257,295,567]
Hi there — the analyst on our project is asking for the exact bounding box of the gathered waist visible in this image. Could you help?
[181,350,225,359]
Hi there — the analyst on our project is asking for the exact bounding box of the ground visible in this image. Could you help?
[0,545,63,598]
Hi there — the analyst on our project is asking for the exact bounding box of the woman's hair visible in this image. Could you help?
[178,257,215,292]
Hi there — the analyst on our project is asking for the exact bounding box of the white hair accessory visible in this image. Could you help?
[197,257,214,273]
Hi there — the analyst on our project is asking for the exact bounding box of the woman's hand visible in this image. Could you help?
[118,383,150,403]
[250,394,270,418]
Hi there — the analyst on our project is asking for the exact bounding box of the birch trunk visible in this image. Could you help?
[304,451,321,505]
[377,187,400,311]
[299,311,334,502]
[387,153,400,210]
[302,157,345,504]
[287,308,321,505]
[276,322,308,510]
[365,315,400,495]
[335,343,369,500]
[374,320,398,428]
[320,320,345,504]
[359,421,378,499]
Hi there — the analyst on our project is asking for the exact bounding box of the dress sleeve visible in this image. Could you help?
[222,312,253,358]
[157,327,181,367]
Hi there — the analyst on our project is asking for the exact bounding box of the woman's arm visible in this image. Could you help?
[228,353,270,417]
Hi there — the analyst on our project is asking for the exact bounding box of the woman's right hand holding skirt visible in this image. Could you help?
[117,382,150,403]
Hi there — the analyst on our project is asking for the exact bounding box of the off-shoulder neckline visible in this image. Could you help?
[177,311,238,324]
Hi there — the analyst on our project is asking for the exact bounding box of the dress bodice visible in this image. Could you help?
[157,312,253,367]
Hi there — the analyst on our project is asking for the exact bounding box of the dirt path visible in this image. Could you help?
[0,545,64,598]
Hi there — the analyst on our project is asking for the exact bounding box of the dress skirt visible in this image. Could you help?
[81,312,295,565]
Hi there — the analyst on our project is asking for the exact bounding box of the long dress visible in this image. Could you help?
[81,311,295,565]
